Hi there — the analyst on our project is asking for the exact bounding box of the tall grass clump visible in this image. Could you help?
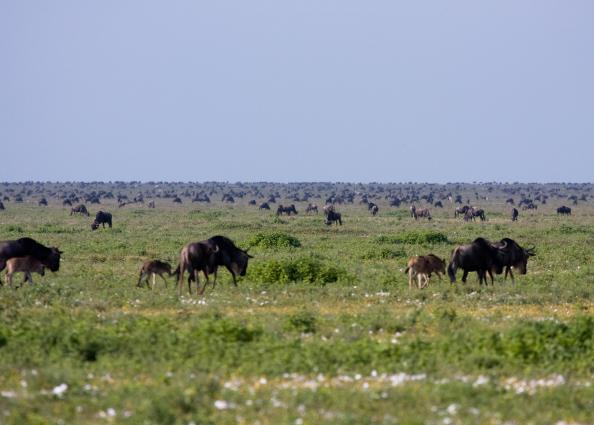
[247,232,301,249]
[248,256,349,284]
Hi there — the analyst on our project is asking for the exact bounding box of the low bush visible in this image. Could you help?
[247,232,301,249]
[248,256,350,284]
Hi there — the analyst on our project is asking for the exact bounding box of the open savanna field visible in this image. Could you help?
[0,183,593,425]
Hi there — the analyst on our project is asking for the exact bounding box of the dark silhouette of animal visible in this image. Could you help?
[506,198,515,205]
[490,238,535,283]
[62,199,72,206]
[464,208,486,222]
[38,198,48,206]
[410,204,416,217]
[259,202,270,210]
[5,256,45,288]
[368,203,379,216]
[305,203,318,214]
[522,202,537,210]
[248,200,256,205]
[557,206,571,216]
[91,211,112,230]
[0,201,4,210]
[173,197,182,204]
[434,201,443,208]
[455,205,470,218]
[404,254,446,289]
[137,260,173,289]
[0,237,62,285]
[70,204,89,216]
[147,200,155,208]
[276,204,298,216]
[325,210,342,225]
[447,238,503,285]
[176,236,252,295]
[511,208,519,221]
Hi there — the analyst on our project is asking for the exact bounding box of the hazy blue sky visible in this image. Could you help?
[1,1,593,182]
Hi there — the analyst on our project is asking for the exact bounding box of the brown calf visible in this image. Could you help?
[5,256,45,288]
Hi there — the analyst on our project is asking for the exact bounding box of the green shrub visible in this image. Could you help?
[360,246,406,260]
[247,232,301,249]
[376,231,449,245]
[248,257,350,284]
[286,310,317,333]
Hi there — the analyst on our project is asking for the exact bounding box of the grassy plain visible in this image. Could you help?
[0,192,593,425]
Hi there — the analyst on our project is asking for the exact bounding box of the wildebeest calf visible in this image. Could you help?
[5,256,45,288]
[404,254,446,289]
[70,204,90,216]
[137,260,173,289]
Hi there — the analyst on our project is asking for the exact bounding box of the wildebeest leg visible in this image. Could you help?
[487,270,494,285]
[25,272,34,286]
[137,271,146,288]
[506,267,515,283]
[152,273,156,289]
[461,270,468,283]
[199,271,210,295]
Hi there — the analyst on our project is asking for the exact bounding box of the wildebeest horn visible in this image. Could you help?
[499,240,507,249]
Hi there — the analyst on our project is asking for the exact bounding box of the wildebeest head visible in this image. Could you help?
[495,239,535,275]
[229,248,253,276]
[46,247,62,272]
[91,221,99,230]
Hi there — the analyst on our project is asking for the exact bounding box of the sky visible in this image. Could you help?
[1,1,593,183]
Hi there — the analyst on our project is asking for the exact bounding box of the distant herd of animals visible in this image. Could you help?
[0,181,585,292]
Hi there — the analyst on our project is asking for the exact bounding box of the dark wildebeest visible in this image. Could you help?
[325,210,342,226]
[91,211,112,230]
[62,199,72,206]
[511,207,519,221]
[0,237,62,286]
[434,201,443,208]
[557,206,571,216]
[506,198,515,205]
[455,205,470,218]
[176,235,252,295]
[173,196,183,204]
[0,201,4,210]
[447,238,503,285]
[368,203,379,216]
[490,238,535,283]
[38,198,48,206]
[248,199,257,205]
[277,204,298,216]
[305,203,318,214]
[522,202,537,211]
[259,202,270,210]
[70,204,90,216]
[137,260,173,289]
[409,204,417,218]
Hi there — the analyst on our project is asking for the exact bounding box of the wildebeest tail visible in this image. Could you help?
[404,266,410,274]
[172,265,180,278]
[447,249,459,282]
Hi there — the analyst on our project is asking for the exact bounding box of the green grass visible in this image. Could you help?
[0,192,593,424]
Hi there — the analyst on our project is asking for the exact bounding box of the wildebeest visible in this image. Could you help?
[522,202,537,210]
[70,204,90,216]
[413,208,431,220]
[5,256,45,288]
[404,254,446,289]
[0,237,62,285]
[490,238,535,283]
[173,196,182,204]
[557,206,572,216]
[447,238,503,285]
[147,200,155,208]
[434,201,443,208]
[248,199,257,205]
[91,211,112,230]
[176,235,252,295]
[368,203,379,216]
[455,205,470,218]
[38,198,48,206]
[137,260,173,289]
[259,202,270,210]
[277,204,298,216]
[464,208,485,222]
[511,207,519,221]
[62,199,72,206]
[324,206,342,225]
[0,201,4,210]
[305,203,318,214]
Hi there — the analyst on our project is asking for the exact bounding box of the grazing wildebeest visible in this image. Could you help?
[522,202,537,210]
[137,260,173,289]
[0,201,4,210]
[413,208,431,220]
[490,238,535,283]
[404,254,446,289]
[325,210,342,225]
[259,202,270,210]
[62,199,72,206]
[305,203,318,214]
[176,235,252,295]
[409,204,416,217]
[147,200,155,208]
[455,205,470,218]
[506,198,515,205]
[511,207,519,221]
[368,203,379,216]
[464,208,485,222]
[70,204,90,216]
[248,199,257,205]
[434,201,443,208]
[5,256,45,288]
[38,198,48,206]
[447,238,503,285]
[557,206,572,216]
[0,237,62,285]
[91,211,112,230]
[277,204,298,216]
[173,197,182,204]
